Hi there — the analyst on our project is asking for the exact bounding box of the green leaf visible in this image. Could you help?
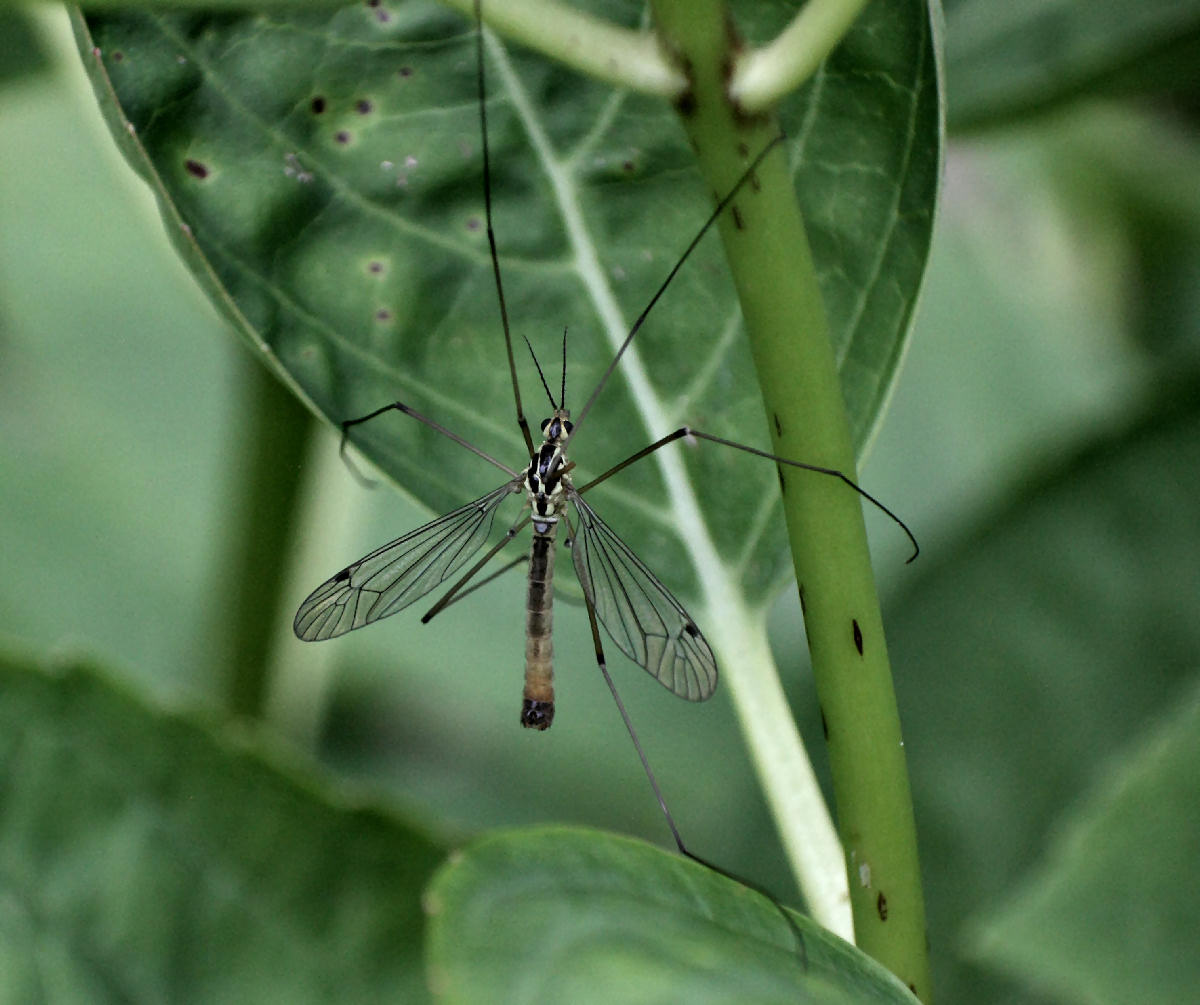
[425,826,917,1003]
[969,687,1200,1005]
[883,378,1200,1002]
[71,0,939,611]
[0,650,444,1003]
[944,0,1200,131]
[0,7,52,85]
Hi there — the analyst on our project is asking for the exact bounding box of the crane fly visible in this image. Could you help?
[294,0,916,844]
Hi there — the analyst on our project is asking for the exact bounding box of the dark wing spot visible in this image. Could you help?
[184,159,209,179]
[852,618,863,655]
[334,568,351,583]
[684,621,701,638]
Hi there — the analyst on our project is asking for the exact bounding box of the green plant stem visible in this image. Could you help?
[649,0,930,998]
[207,351,314,719]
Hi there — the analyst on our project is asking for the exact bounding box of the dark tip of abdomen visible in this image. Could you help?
[520,699,555,731]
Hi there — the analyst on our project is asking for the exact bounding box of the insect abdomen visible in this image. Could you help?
[521,523,557,730]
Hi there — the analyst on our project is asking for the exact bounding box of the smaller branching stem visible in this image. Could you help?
[729,0,872,112]
[443,0,685,97]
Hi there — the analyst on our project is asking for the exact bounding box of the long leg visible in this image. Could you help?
[426,554,529,615]
[474,0,534,457]
[564,133,786,446]
[578,550,687,854]
[574,426,919,561]
[571,518,808,961]
[340,401,519,486]
[421,512,532,623]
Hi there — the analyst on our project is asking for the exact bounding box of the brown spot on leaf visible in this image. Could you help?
[184,159,209,179]
[311,96,326,114]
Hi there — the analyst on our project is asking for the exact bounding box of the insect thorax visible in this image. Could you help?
[525,408,573,532]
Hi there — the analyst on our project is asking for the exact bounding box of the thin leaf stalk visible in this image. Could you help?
[649,0,931,997]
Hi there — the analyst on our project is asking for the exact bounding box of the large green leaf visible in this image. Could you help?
[883,379,1200,1002]
[425,827,918,1003]
[0,650,444,1002]
[72,0,939,613]
[945,0,1200,131]
[970,687,1200,1005]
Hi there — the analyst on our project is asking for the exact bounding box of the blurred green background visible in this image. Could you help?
[3,2,1199,1002]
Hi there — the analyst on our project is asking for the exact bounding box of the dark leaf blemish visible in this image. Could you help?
[375,308,392,321]
[798,584,806,615]
[853,618,863,655]
[335,130,352,145]
[732,205,744,230]
[356,98,373,115]
[876,891,888,921]
[112,51,124,62]
[820,707,828,739]
[398,66,413,79]
[310,96,326,114]
[184,159,209,179]
[773,412,782,436]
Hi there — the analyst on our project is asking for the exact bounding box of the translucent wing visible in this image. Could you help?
[294,480,521,641]
[569,494,717,701]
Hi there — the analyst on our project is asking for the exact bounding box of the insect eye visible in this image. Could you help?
[563,420,574,434]
[540,418,551,433]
